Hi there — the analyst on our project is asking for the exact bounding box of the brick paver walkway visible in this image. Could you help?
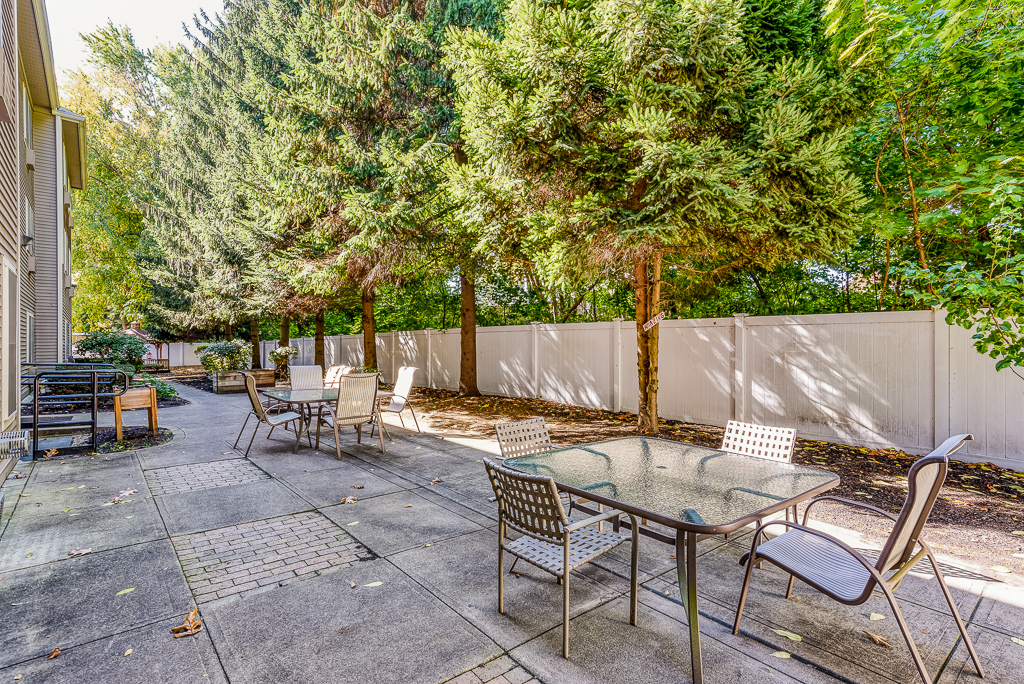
[144,458,269,495]
[171,511,371,602]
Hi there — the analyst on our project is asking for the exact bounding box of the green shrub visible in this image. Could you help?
[135,373,179,400]
[268,346,298,366]
[74,331,148,368]
[198,340,252,372]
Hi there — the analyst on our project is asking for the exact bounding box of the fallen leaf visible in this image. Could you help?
[124,516,133,519]
[362,581,383,587]
[116,588,135,596]
[403,504,412,508]
[25,552,32,558]
[341,496,358,504]
[349,581,356,589]
[62,509,70,513]
[1013,531,1024,535]
[1012,636,1024,646]
[351,485,364,489]
[124,649,133,657]
[18,494,30,497]
[771,629,802,642]
[60,487,74,491]
[423,543,431,548]
[48,648,60,659]
[771,652,791,659]
[869,613,886,621]
[347,521,359,526]
[68,549,92,557]
[119,489,138,497]
[863,631,892,648]
[14,675,22,680]
[991,566,1013,574]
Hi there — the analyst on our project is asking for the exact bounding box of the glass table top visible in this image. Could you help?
[261,388,339,403]
[505,436,838,531]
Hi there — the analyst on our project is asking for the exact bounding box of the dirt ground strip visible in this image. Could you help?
[410,388,1024,574]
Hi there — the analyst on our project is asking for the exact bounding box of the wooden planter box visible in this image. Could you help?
[211,369,275,394]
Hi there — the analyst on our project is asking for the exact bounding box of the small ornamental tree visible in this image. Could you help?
[448,0,864,433]
[75,331,148,367]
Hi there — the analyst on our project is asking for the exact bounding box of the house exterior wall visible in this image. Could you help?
[29,108,53,361]
[0,0,18,429]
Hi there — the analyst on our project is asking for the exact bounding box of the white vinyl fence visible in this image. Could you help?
[172,309,1024,469]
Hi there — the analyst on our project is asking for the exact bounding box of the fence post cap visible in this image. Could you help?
[732,313,749,319]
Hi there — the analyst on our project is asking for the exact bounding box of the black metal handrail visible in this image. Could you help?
[24,368,130,458]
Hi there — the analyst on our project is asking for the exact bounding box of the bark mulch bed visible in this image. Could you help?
[22,398,190,416]
[76,426,175,454]
[412,388,1024,575]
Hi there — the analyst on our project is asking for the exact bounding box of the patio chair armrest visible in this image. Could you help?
[740,520,884,584]
[802,496,898,526]
[565,508,626,532]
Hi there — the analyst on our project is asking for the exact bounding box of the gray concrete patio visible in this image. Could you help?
[1,383,1021,683]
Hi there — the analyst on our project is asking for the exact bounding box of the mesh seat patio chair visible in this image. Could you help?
[722,420,799,523]
[378,366,421,432]
[316,373,383,458]
[484,457,639,658]
[732,434,984,684]
[233,373,304,457]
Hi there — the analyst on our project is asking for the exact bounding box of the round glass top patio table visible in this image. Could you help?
[260,387,394,453]
[504,436,839,684]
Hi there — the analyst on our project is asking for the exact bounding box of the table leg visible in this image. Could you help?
[675,531,703,684]
[292,409,306,454]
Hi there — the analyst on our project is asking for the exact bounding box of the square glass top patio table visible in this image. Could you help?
[504,436,838,683]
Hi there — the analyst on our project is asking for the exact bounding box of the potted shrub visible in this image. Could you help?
[197,341,274,393]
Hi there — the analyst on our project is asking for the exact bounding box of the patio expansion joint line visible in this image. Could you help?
[140,454,246,472]
[0,536,179,575]
[639,590,868,684]
[930,586,988,683]
[0,611,209,672]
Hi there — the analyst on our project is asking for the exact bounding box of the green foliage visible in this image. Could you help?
[75,331,148,366]
[134,372,180,400]
[267,346,298,366]
[198,341,253,372]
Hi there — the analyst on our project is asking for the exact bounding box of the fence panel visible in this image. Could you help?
[478,325,533,398]
[537,323,615,410]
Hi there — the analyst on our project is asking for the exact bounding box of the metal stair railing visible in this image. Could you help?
[20,364,130,459]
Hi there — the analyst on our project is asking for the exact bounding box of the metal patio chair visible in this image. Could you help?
[316,373,383,458]
[483,457,639,658]
[378,366,421,432]
[233,373,303,457]
[494,417,554,460]
[732,434,984,684]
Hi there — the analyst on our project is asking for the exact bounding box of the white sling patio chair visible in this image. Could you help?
[484,457,639,659]
[315,373,383,458]
[233,373,303,457]
[732,434,984,684]
[378,366,420,432]
[289,365,324,390]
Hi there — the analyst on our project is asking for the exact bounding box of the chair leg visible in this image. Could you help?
[267,425,275,439]
[498,541,505,614]
[785,574,796,600]
[244,421,261,457]
[509,558,519,574]
[378,419,387,454]
[629,517,639,626]
[398,411,405,428]
[927,550,985,678]
[316,418,322,451]
[733,551,758,635]
[562,551,571,658]
[233,413,252,448]
[356,424,362,444]
[879,583,931,684]
[334,423,342,460]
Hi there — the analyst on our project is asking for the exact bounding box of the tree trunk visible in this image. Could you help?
[634,251,661,434]
[249,317,261,369]
[225,322,233,342]
[459,272,480,396]
[362,287,377,371]
[277,315,290,378]
[315,310,325,370]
